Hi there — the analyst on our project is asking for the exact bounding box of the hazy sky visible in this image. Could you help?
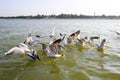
[0,0,120,16]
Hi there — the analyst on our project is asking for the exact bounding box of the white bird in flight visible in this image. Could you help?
[96,39,106,49]
[40,35,65,57]
[49,27,56,39]
[24,28,37,46]
[4,43,30,55]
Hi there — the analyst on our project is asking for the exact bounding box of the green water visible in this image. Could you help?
[0,19,120,80]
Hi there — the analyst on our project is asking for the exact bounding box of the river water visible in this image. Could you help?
[0,19,120,80]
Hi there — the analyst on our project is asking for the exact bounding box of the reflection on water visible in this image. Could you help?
[0,19,120,80]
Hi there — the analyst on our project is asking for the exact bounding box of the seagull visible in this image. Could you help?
[83,35,100,44]
[24,28,37,46]
[27,49,40,61]
[70,30,80,40]
[49,27,56,39]
[24,35,38,46]
[36,27,56,40]
[90,36,100,42]
[64,33,75,45]
[50,34,66,46]
[45,46,63,57]
[40,43,63,57]
[49,34,66,52]
[74,30,80,38]
[69,33,75,40]
[96,39,106,49]
[75,38,85,46]
[39,35,65,57]
[64,32,74,45]
[115,31,120,35]
[109,30,120,35]
[4,43,30,56]
[65,30,80,45]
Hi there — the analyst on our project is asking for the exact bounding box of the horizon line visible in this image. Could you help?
[1,13,120,17]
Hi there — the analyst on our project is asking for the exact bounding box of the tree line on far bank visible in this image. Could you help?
[0,14,120,19]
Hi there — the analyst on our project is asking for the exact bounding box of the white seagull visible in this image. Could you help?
[40,35,65,57]
[24,28,37,46]
[40,43,62,57]
[65,30,80,45]
[65,33,75,45]
[49,27,56,39]
[4,43,30,55]
[36,27,56,40]
[96,39,106,49]
[75,30,80,38]
[46,46,62,57]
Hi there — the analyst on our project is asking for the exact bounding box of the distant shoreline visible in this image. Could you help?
[1,14,120,20]
[1,18,120,20]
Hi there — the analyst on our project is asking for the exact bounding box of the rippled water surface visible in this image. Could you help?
[0,19,120,80]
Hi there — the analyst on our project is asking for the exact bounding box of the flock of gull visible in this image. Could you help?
[4,27,107,61]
